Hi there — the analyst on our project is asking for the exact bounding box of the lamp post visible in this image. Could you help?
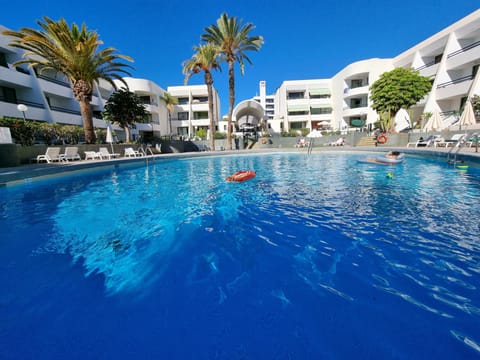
[17,104,28,121]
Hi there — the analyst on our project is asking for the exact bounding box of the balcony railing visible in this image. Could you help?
[0,97,45,109]
[436,74,474,88]
[49,105,81,115]
[447,40,480,59]
[416,60,438,71]
[36,73,71,87]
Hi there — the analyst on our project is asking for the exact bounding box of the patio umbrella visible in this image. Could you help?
[394,108,410,132]
[459,101,476,128]
[106,124,115,154]
[423,109,443,132]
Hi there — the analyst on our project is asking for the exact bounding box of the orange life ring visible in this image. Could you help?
[377,134,388,144]
[226,170,256,182]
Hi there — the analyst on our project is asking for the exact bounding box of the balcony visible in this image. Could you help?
[436,78,472,100]
[342,106,369,118]
[417,62,440,78]
[436,75,474,89]
[38,77,72,98]
[445,42,480,70]
[0,66,33,88]
[343,85,369,98]
[0,100,47,120]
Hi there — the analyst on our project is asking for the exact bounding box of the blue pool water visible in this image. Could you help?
[1,152,479,359]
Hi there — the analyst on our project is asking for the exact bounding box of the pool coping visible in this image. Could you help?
[1,146,480,187]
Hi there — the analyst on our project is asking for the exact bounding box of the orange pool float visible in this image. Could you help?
[226,170,256,182]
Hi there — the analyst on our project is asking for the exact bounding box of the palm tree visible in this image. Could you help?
[3,17,133,144]
[162,91,178,137]
[202,13,263,150]
[183,43,221,151]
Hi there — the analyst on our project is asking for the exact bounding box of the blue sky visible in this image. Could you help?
[1,1,479,115]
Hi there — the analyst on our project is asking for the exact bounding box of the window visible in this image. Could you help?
[290,122,305,129]
[311,107,332,115]
[350,98,365,108]
[192,96,208,103]
[434,54,443,64]
[0,86,17,104]
[351,79,363,88]
[194,111,208,120]
[177,127,188,136]
[139,96,151,105]
[473,64,479,77]
[178,112,189,120]
[287,91,304,100]
[309,93,331,99]
[0,53,8,68]
[288,110,309,116]
[177,97,189,105]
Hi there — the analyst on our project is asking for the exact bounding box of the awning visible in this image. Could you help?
[288,105,309,112]
[309,88,330,96]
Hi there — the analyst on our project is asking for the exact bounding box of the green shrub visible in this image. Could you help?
[214,132,226,139]
[195,128,207,140]
[0,117,36,146]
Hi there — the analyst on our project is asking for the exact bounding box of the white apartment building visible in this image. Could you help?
[0,25,114,130]
[0,24,220,142]
[167,85,220,139]
[393,9,480,128]
[253,80,275,121]
[269,9,480,133]
[1,8,479,140]
[114,77,170,138]
[273,79,333,133]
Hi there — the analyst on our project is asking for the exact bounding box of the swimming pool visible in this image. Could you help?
[1,152,479,359]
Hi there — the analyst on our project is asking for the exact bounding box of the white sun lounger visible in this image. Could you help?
[37,147,61,163]
[124,147,143,157]
[59,147,81,162]
[84,151,102,160]
[99,147,120,159]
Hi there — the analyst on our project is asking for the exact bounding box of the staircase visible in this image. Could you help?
[356,136,376,146]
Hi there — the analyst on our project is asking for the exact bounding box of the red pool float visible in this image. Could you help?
[226,170,256,182]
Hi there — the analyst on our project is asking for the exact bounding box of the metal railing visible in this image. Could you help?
[415,60,439,71]
[36,73,71,87]
[49,105,81,115]
[447,40,480,58]
[436,75,474,88]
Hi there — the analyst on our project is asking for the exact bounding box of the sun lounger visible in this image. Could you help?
[37,147,62,163]
[84,151,102,160]
[59,147,81,162]
[330,137,345,146]
[406,135,443,148]
[124,147,143,157]
[436,134,466,148]
[99,147,120,159]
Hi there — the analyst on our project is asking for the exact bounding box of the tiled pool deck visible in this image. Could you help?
[1,146,479,186]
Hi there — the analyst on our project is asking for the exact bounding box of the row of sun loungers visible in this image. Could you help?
[36,146,158,163]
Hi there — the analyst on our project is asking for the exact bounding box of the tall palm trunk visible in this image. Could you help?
[227,60,235,150]
[73,79,96,144]
[79,99,95,144]
[204,72,216,151]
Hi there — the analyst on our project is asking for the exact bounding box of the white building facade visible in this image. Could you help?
[167,85,220,139]
[1,8,480,140]
[0,25,114,130]
[266,9,480,133]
